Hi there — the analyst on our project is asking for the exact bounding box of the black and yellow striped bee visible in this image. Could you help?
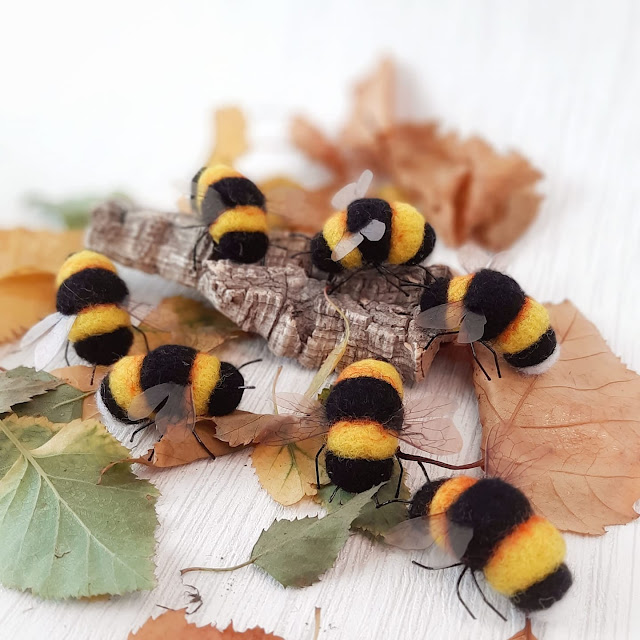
[96,344,256,458]
[384,474,572,619]
[310,171,436,292]
[416,250,558,380]
[20,250,146,371]
[217,358,472,500]
[189,164,269,268]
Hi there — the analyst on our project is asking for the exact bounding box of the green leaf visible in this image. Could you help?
[316,462,410,539]
[0,414,159,598]
[0,369,61,413]
[317,386,333,405]
[9,367,88,423]
[251,485,379,587]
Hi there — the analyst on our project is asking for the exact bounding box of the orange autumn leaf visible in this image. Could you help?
[51,365,107,420]
[506,618,538,640]
[207,107,248,167]
[474,300,640,535]
[129,609,284,639]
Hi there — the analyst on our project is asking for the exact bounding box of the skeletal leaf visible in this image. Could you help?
[474,301,640,535]
[0,415,158,598]
[0,369,61,413]
[316,462,410,538]
[10,367,88,423]
[130,609,284,639]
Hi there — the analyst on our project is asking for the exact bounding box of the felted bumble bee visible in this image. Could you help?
[383,474,572,619]
[416,247,559,380]
[96,344,258,458]
[188,164,269,268]
[309,171,436,293]
[217,358,477,501]
[20,250,147,371]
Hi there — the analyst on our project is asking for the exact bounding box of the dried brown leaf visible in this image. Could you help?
[50,365,107,420]
[206,107,248,167]
[506,618,538,640]
[252,436,325,506]
[129,608,284,639]
[474,300,640,535]
[290,116,346,177]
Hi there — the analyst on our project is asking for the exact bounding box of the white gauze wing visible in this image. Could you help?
[359,219,386,242]
[400,395,462,455]
[20,312,63,348]
[331,231,365,261]
[34,314,76,371]
[458,244,493,274]
[457,311,487,343]
[331,169,374,210]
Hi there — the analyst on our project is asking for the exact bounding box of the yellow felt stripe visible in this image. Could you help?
[191,353,221,416]
[447,275,473,303]
[336,359,404,398]
[484,515,566,596]
[327,420,399,460]
[387,202,426,265]
[495,297,550,354]
[108,354,145,411]
[195,164,241,212]
[208,206,268,243]
[55,250,117,288]
[322,211,363,269]
[429,476,477,550]
[68,305,131,343]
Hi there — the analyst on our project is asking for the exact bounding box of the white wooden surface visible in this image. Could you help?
[2,1,640,638]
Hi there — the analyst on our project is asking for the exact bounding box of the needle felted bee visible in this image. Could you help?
[217,358,475,500]
[96,344,257,458]
[416,248,559,380]
[20,250,147,371]
[309,171,437,292]
[384,474,572,619]
[188,164,269,268]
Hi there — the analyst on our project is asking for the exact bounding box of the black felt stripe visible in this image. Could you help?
[510,563,573,612]
[207,361,245,416]
[504,328,557,369]
[420,276,452,311]
[56,268,129,315]
[310,232,344,273]
[346,198,392,265]
[325,450,395,493]
[140,344,198,390]
[213,176,266,210]
[73,326,133,366]
[210,231,269,264]
[404,222,436,265]
[409,479,448,518]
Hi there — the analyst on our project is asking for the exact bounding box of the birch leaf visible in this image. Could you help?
[0,415,158,598]
[474,300,640,535]
[0,369,61,413]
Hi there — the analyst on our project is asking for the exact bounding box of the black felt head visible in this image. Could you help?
[73,326,133,366]
[325,450,394,493]
[311,232,345,273]
[405,223,437,265]
[324,377,404,431]
[56,268,129,315]
[207,361,245,416]
[211,231,269,264]
[419,276,451,312]
[139,344,198,390]
[346,198,392,265]
[511,563,573,612]
[464,269,526,341]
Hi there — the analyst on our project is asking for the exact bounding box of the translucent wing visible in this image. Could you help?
[457,310,486,344]
[331,231,365,261]
[400,394,463,455]
[458,244,493,274]
[384,513,474,569]
[127,382,195,437]
[331,169,373,210]
[127,383,177,421]
[415,301,466,331]
[33,314,76,371]
[486,250,512,274]
[20,312,63,348]
[120,297,153,324]
[359,219,386,241]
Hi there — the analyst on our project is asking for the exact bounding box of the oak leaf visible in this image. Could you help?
[474,300,640,535]
[130,609,284,639]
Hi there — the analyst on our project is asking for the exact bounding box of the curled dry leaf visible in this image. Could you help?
[130,609,284,639]
[474,300,640,535]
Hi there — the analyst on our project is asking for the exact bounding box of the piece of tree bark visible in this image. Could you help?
[86,201,451,381]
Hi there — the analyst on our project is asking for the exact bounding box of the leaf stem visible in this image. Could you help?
[180,558,256,575]
[50,391,94,410]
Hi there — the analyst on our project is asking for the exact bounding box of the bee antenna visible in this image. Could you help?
[238,358,262,371]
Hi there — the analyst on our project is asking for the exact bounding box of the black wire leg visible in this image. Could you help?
[328,485,339,503]
[327,268,364,294]
[238,358,262,370]
[424,330,460,354]
[192,422,216,460]
[456,566,476,620]
[416,460,430,482]
[479,341,501,378]
[90,366,97,386]
[470,341,492,381]
[470,571,507,621]
[315,444,325,488]
[394,453,404,499]
[132,324,150,353]
[192,230,209,272]
[374,265,409,297]
[413,561,463,571]
[130,420,153,443]
[64,341,70,366]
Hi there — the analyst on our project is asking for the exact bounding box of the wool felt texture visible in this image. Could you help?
[483,515,566,597]
[104,354,145,418]
[310,232,344,273]
[463,269,527,341]
[322,211,363,270]
[336,359,404,397]
[504,328,558,369]
[419,276,452,312]
[324,377,404,432]
[193,164,242,214]
[210,176,266,211]
[68,305,131,343]
[515,342,560,375]
[325,450,395,493]
[327,419,399,461]
[210,231,269,264]
[208,206,268,243]
[74,326,134,367]
[404,222,437,266]
[208,361,245,416]
[55,250,117,288]
[56,268,129,315]
[140,344,197,391]
[447,274,474,304]
[495,297,550,354]
[511,562,573,613]
[346,198,393,265]
[387,202,432,265]
[409,479,448,518]
[191,353,222,416]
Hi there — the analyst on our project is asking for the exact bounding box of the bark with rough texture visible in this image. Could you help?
[86,201,452,381]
